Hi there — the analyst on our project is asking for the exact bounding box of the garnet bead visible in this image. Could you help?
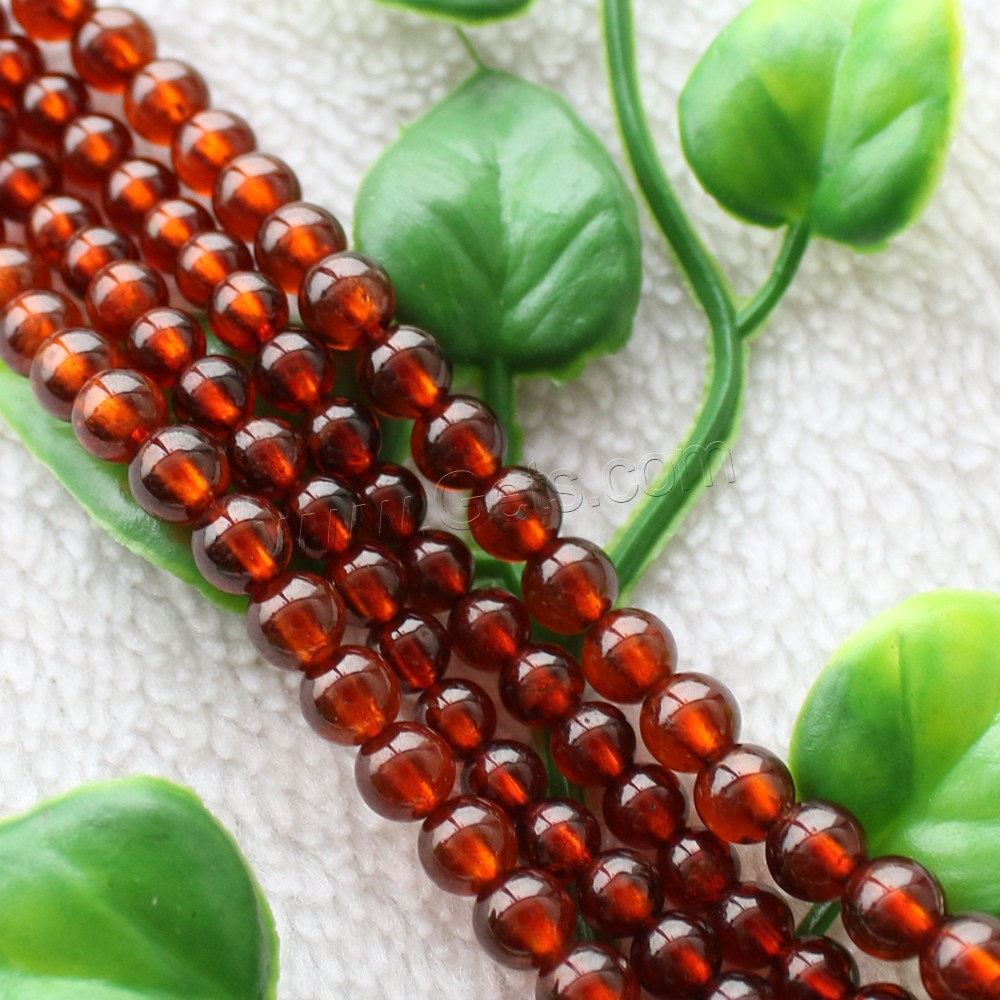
[704,973,776,1000]
[127,306,206,387]
[469,466,563,561]
[71,8,157,92]
[1,287,82,374]
[583,608,676,703]
[0,149,59,221]
[125,59,209,145]
[327,543,406,626]
[415,679,495,756]
[358,325,452,418]
[464,739,547,814]
[658,827,740,909]
[399,530,474,613]
[358,463,427,543]
[551,701,636,787]
[174,355,255,438]
[30,327,121,420]
[255,201,347,294]
[208,270,288,353]
[213,152,300,242]
[709,882,793,970]
[172,109,256,195]
[579,849,664,937]
[141,197,214,273]
[854,987,915,1000]
[306,398,381,478]
[772,937,858,1000]
[287,476,359,559]
[227,416,306,499]
[253,330,333,412]
[630,911,721,1000]
[920,913,1000,1000]
[449,587,531,670]
[104,158,179,235]
[0,37,42,106]
[602,764,686,850]
[27,194,100,265]
[71,368,167,463]
[499,643,585,727]
[355,721,456,822]
[175,229,253,308]
[520,798,602,881]
[536,942,640,1000]
[371,610,450,693]
[19,74,89,143]
[524,539,618,634]
[0,244,48,307]
[61,113,133,186]
[86,259,168,341]
[412,395,506,490]
[13,0,95,41]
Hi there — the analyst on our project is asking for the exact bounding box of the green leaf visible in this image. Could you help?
[0,777,278,998]
[679,0,964,248]
[0,359,247,615]
[789,590,1000,916]
[355,68,643,381]
[375,0,533,24]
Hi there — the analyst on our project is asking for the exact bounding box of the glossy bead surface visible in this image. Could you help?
[253,330,333,412]
[658,828,740,909]
[61,113,133,186]
[172,109,255,195]
[13,0,95,40]
[0,150,59,221]
[191,494,291,594]
[419,795,518,896]
[0,287,82,374]
[524,539,619,635]
[694,744,795,844]
[473,868,576,971]
[415,679,495,756]
[631,912,721,1000]
[19,73,89,143]
[174,355,255,438]
[255,201,346,294]
[141,197,213,273]
[520,798,602,881]
[104,158,178,235]
[208,270,287,353]
[287,476,359,560]
[306,398,381,478]
[772,937,858,1000]
[126,306,205,387]
[128,424,228,524]
[602,764,685,850]
[355,721,456,822]
[86,259,167,340]
[399,530,474,613]
[125,59,209,144]
[551,702,635,787]
[372,610,450,693]
[641,672,741,773]
[71,8,156,91]
[27,194,100,265]
[705,975,775,1000]
[359,325,451,418]
[464,740,547,814]
[536,943,640,1000]
[853,987,915,1000]
[30,327,120,419]
[300,646,400,745]
[580,849,664,938]
[412,395,506,490]
[0,109,14,157]
[920,914,1000,1000]
[709,883,793,970]
[174,229,253,307]
[299,251,395,350]
[327,543,406,626]
[228,417,305,499]
[765,801,867,902]
[500,644,585,727]
[449,587,530,670]
[583,608,676,703]
[71,368,166,462]
[358,463,426,544]
[0,37,42,105]
[0,243,48,307]
[214,152,300,242]
[469,466,562,562]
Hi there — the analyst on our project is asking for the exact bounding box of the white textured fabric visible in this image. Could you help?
[0,0,997,997]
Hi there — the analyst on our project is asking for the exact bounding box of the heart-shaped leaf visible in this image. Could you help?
[679,0,964,248]
[789,590,1000,916]
[0,777,277,998]
[376,0,533,23]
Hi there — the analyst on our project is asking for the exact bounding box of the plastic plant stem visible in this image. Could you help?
[481,356,523,463]
[738,223,811,338]
[797,900,842,937]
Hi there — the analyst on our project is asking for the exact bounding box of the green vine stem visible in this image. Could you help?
[797,900,842,937]
[738,223,811,338]
[482,357,523,464]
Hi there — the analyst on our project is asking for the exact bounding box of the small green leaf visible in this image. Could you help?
[375,0,533,24]
[679,0,964,248]
[356,68,643,381]
[0,360,247,615]
[789,590,1000,916]
[0,777,278,998]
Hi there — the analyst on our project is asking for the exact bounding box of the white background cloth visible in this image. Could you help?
[1,0,998,996]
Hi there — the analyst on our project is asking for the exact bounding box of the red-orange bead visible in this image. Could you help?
[0,243,48,306]
[13,0,95,41]
[602,764,686,850]
[0,109,15,158]
[213,152,300,242]
[536,943,640,1000]
[171,108,256,195]
[246,571,346,673]
[125,59,209,145]
[419,795,518,897]
[658,827,740,909]
[27,194,100,265]
[631,912,721,1000]
[355,720,456,822]
[412,395,506,490]
[61,113,133,186]
[128,423,228,524]
[372,610,450,693]
[228,416,306,499]
[30,327,120,419]
[0,287,82,374]
[551,702,635,787]
[174,354,255,439]
[141,197,213,273]
[709,883,794,970]
[327,543,406,626]
[473,867,576,971]
[583,608,676,704]
[524,539,618,635]
[464,740,547,814]
[299,251,395,351]
[450,587,531,670]
[521,798,602,881]
[127,306,205,387]
[855,986,916,1000]
[208,270,287,353]
[0,37,42,107]
[104,157,179,235]
[255,200,346,294]
[705,973,776,1000]
[253,330,333,412]
[580,849,664,938]
[499,644,585,727]
[415,679,496,756]
[358,463,427,544]
[86,259,167,341]
[191,493,291,595]
[71,368,166,462]
[399,530,474,613]
[359,324,452,419]
[19,73,89,143]
[0,149,59,221]
[772,937,858,1000]
[306,398,381,478]
[920,914,1000,1000]
[300,646,400,745]
[174,229,253,307]
[469,466,562,562]
[287,476,360,560]
[71,8,156,92]
[642,672,742,773]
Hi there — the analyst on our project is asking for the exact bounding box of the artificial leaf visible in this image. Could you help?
[376,0,533,23]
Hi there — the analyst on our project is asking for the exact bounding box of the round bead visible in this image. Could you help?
[255,201,346,294]
[191,494,291,595]
[641,672,741,773]
[287,476,359,560]
[355,721,456,822]
[449,587,531,670]
[213,152,300,242]
[357,463,427,544]
[520,798,602,881]
[246,571,346,673]
[171,109,256,195]
[71,8,156,91]
[551,702,635,787]
[208,270,288,353]
[140,197,213,273]
[0,287,82,374]
[772,937,858,1000]
[854,987,916,1000]
[473,868,576,971]
[371,610,450,693]
[61,114,133,186]
[415,679,495,757]
[0,109,15,158]
[300,646,399,746]
[580,849,664,938]
[126,306,206,387]
[765,801,867,902]
[399,530,474,613]
[174,355,255,438]
[412,395,506,490]
[104,158,179,235]
[469,466,562,562]
[13,0,95,41]
[27,194,100,265]
[0,243,48,307]
[306,398,381,479]
[19,73,89,143]
[327,543,406,626]
[842,856,946,960]
[125,59,209,145]
[299,251,395,351]
[704,973,776,1000]
[920,914,1000,1000]
[30,327,121,420]
[709,882,793,970]
[227,416,306,499]
[0,149,59,222]
[523,539,619,635]
[358,325,452,418]
[464,740,547,814]
[536,942,640,1000]
[630,912,721,1000]
[128,424,228,524]
[500,644,585,727]
[602,764,686,850]
[175,229,253,308]
[583,608,676,704]
[419,795,518,897]
[253,330,333,412]
[71,368,166,462]
[658,828,740,908]
[0,37,42,105]
[86,259,168,340]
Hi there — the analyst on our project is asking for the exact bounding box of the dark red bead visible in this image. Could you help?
[71,367,166,463]
[631,911,721,1000]
[523,538,618,635]
[399,530,474,613]
[469,466,562,562]
[449,587,530,670]
[255,200,346,294]
[372,610,450,693]
[536,942,640,1000]
[0,243,48,307]
[0,37,42,106]
[71,8,156,92]
[579,849,664,937]
[172,108,256,195]
[358,463,426,543]
[27,194,100,265]
[704,973,776,1000]
[412,395,506,490]
[583,608,676,704]
[13,0,95,41]
[772,937,858,1000]
[174,229,254,308]
[61,112,132,185]
[127,306,205,387]
[1,287,82,374]
[174,355,255,438]
[86,259,168,341]
[125,58,209,145]
[0,149,59,222]
[327,543,406,626]
[709,882,794,970]
[19,73,89,143]
[253,330,333,412]
[30,327,121,420]
[306,398,381,479]
[227,417,305,500]
[551,702,635,787]
[103,157,179,235]
[140,197,213,273]
[520,798,602,881]
[214,151,300,242]
[415,679,496,757]
[287,476,360,560]
[463,739,547,814]
[658,828,740,909]
[0,109,14,158]
[61,225,136,296]
[854,986,916,1000]
[920,913,1000,1000]
[602,764,686,850]
[500,643,585,727]
[359,325,451,418]
[209,270,288,353]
